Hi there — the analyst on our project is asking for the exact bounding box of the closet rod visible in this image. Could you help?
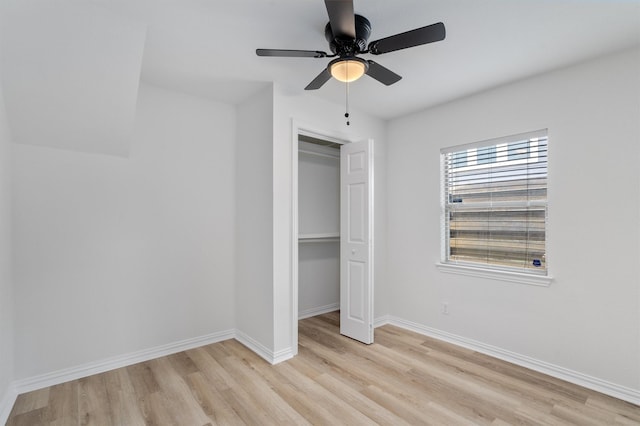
[299,149,339,160]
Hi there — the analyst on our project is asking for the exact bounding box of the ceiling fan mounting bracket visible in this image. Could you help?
[324,14,371,56]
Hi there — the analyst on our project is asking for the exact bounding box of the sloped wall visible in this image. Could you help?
[1,1,145,157]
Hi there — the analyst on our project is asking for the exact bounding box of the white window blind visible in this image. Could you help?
[441,130,548,274]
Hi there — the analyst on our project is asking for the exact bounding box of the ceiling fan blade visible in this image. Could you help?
[324,0,355,39]
[368,22,445,55]
[366,60,402,86]
[256,49,328,58]
[305,68,332,90]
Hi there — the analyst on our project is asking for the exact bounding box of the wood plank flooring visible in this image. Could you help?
[7,312,640,425]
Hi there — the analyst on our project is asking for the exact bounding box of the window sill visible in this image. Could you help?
[435,263,553,287]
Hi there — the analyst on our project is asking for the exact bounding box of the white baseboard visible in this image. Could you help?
[235,330,294,365]
[272,347,295,364]
[376,315,640,406]
[298,303,339,320]
[9,315,636,421]
[12,329,235,396]
[373,314,391,328]
[4,327,297,421]
[0,384,18,426]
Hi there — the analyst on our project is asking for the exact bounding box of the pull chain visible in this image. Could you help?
[345,79,350,126]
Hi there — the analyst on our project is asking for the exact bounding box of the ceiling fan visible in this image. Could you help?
[256,0,446,90]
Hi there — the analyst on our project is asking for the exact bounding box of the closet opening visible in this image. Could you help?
[291,124,374,353]
[297,133,342,330]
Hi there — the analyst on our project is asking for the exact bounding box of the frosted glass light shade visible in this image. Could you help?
[330,59,367,83]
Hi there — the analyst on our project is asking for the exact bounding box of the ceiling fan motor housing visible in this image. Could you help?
[325,14,371,56]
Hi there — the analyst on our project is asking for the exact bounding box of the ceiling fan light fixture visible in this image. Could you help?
[329,57,368,83]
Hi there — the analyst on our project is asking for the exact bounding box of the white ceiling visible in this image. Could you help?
[96,0,640,119]
[1,0,639,155]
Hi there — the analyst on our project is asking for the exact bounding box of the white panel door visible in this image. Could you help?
[340,139,374,344]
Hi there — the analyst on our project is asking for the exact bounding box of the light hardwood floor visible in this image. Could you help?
[6,312,640,425]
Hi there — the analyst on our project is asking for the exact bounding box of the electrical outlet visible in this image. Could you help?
[441,302,449,315]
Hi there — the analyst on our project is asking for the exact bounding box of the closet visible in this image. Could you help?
[298,134,341,319]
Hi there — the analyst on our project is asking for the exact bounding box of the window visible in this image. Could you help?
[476,146,496,164]
[440,130,548,278]
[508,141,530,161]
[452,150,467,168]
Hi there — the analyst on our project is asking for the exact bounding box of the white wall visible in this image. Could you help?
[12,83,236,379]
[298,242,339,316]
[298,146,340,236]
[235,86,274,351]
[272,86,388,354]
[0,34,15,419]
[386,48,640,393]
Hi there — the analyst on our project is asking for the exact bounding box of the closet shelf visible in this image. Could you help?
[298,232,340,243]
[299,149,340,160]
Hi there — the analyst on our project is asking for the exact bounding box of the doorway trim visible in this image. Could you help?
[290,119,353,355]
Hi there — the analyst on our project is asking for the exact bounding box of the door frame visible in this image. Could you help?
[290,119,358,355]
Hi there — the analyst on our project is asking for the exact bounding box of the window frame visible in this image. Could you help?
[438,129,552,287]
